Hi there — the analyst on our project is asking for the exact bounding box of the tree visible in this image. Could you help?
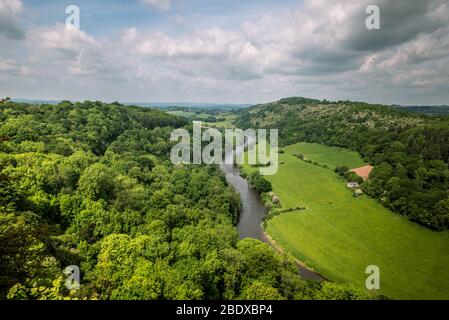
[0,162,20,209]
[0,100,383,300]
[335,166,349,176]
[77,163,115,201]
[7,277,80,300]
[345,172,364,184]
[249,172,272,193]
[0,212,59,298]
[239,281,283,300]
[312,282,374,300]
[432,198,449,231]
[0,97,11,104]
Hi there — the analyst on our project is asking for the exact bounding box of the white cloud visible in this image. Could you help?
[1,0,449,104]
[33,24,98,53]
[0,0,25,40]
[140,0,171,12]
[0,0,22,12]
[0,58,30,78]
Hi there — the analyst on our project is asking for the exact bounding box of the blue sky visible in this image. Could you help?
[24,0,300,36]
[1,0,449,104]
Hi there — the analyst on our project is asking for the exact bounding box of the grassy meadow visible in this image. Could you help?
[243,142,449,299]
[167,110,237,128]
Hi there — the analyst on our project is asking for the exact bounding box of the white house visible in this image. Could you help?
[347,182,360,189]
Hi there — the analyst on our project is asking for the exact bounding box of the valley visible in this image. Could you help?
[2,0,449,307]
[242,142,449,300]
[151,100,449,299]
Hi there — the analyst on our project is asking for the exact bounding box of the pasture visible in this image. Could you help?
[243,142,449,299]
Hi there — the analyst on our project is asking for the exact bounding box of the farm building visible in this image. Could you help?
[347,182,360,189]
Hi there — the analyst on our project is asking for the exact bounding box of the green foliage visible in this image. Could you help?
[78,163,115,201]
[344,172,364,184]
[335,166,349,176]
[0,101,374,300]
[243,142,449,299]
[7,277,79,300]
[239,281,283,300]
[236,99,449,231]
[308,282,374,300]
[0,97,11,104]
[395,105,449,116]
[249,172,272,193]
[0,212,60,297]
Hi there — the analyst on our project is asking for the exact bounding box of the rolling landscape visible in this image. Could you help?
[243,142,449,299]
[236,98,449,299]
[1,97,449,301]
[1,0,449,307]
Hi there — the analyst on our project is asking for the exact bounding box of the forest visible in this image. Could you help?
[0,100,372,300]
[395,105,449,116]
[235,98,449,231]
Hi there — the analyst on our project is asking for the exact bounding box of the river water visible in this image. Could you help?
[219,149,323,281]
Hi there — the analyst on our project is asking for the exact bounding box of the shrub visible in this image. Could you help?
[249,172,273,193]
[335,166,349,176]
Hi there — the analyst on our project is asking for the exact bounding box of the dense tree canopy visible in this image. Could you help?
[0,101,372,300]
[235,99,449,231]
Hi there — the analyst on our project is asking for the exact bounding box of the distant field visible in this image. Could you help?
[167,110,236,128]
[288,143,366,169]
[167,110,207,118]
[243,142,449,300]
[166,110,194,117]
[205,114,237,129]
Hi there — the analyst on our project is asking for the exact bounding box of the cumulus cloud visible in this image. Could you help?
[0,0,25,40]
[26,24,129,81]
[1,0,449,104]
[32,24,97,54]
[128,27,264,80]
[342,0,449,51]
[140,0,171,11]
[0,59,29,77]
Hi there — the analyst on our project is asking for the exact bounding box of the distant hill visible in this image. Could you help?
[10,99,251,110]
[125,102,251,110]
[234,97,449,231]
[394,105,449,116]
[11,98,61,105]
[235,97,427,146]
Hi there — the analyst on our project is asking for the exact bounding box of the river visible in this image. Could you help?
[219,148,323,281]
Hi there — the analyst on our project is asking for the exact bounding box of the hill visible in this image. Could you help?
[394,105,449,116]
[235,98,449,231]
[243,142,449,299]
[0,100,373,300]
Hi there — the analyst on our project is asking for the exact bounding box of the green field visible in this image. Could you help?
[288,143,366,169]
[243,142,449,299]
[204,117,236,129]
[167,110,195,117]
[167,110,236,128]
[167,110,208,118]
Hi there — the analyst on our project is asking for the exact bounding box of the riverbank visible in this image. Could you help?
[219,151,323,281]
[264,232,325,281]
[244,142,449,299]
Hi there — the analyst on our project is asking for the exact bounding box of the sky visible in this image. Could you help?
[0,0,448,105]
